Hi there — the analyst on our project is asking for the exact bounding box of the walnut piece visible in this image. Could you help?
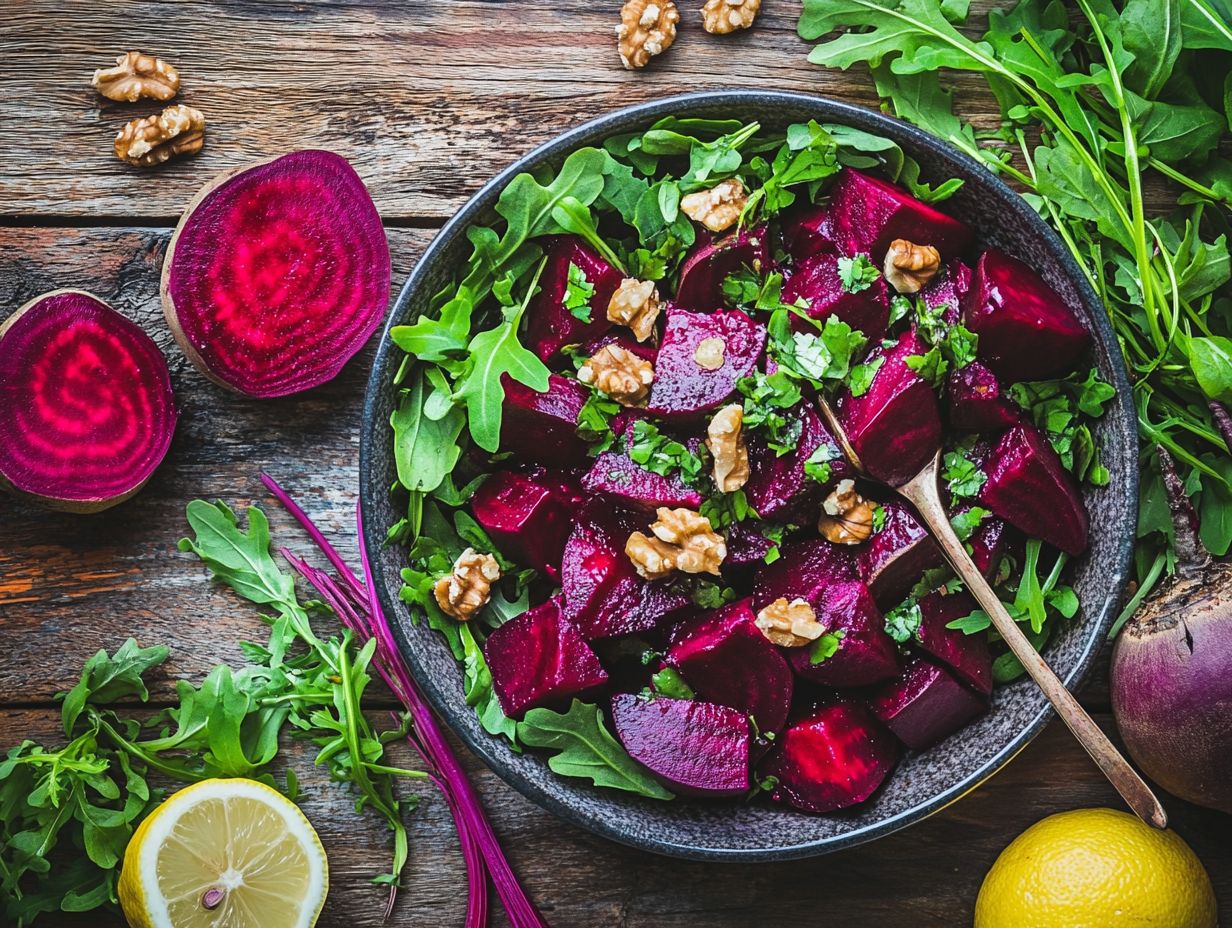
[680,178,747,233]
[617,0,680,70]
[694,336,726,371]
[756,597,826,648]
[818,478,877,544]
[92,51,181,102]
[626,507,726,579]
[701,0,762,34]
[706,404,749,492]
[577,343,654,406]
[433,548,501,621]
[608,278,662,342]
[114,104,205,167]
[883,239,942,294]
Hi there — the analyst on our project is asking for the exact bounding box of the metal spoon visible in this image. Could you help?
[817,397,1168,829]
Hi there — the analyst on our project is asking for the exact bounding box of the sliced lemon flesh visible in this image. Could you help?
[119,777,328,928]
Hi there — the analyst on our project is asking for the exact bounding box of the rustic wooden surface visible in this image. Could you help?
[1,1,1228,925]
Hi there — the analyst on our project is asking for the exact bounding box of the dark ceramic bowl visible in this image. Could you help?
[359,91,1137,861]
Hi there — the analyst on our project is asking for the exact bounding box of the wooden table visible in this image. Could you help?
[2,2,1229,924]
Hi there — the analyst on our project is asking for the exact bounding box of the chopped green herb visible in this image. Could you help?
[650,667,696,700]
[942,448,986,500]
[804,443,840,485]
[884,599,923,644]
[629,419,707,488]
[950,506,991,542]
[563,262,595,322]
[837,254,880,293]
[809,629,846,664]
[692,580,738,609]
[847,355,884,397]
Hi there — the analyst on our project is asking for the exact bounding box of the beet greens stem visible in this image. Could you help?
[1209,401,1232,456]
[1154,446,1209,580]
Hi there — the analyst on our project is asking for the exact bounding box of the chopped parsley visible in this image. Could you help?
[942,447,987,500]
[649,667,696,700]
[700,489,754,530]
[804,443,840,485]
[847,355,885,397]
[563,262,595,322]
[1009,368,1116,485]
[809,629,846,664]
[628,419,706,487]
[837,253,880,293]
[950,506,991,542]
[738,370,804,456]
[575,389,621,454]
[872,503,887,533]
[692,581,738,609]
[884,599,924,644]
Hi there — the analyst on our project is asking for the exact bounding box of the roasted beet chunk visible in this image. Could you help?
[524,237,623,363]
[646,307,766,419]
[788,581,900,687]
[961,249,1090,383]
[922,259,973,322]
[836,329,943,486]
[581,413,703,511]
[753,538,856,611]
[471,470,582,580]
[782,252,890,343]
[499,373,591,468]
[744,404,851,522]
[560,501,692,640]
[978,423,1089,555]
[857,500,943,609]
[484,597,609,719]
[964,509,1010,579]
[667,599,794,736]
[760,702,898,813]
[611,694,750,797]
[947,361,1021,432]
[914,592,993,695]
[868,657,988,750]
[826,169,973,262]
[781,205,835,261]
[723,520,775,566]
[677,224,770,311]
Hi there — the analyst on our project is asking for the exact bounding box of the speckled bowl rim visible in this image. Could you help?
[359,90,1136,862]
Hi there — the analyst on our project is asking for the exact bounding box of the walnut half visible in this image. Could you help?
[818,478,876,545]
[884,239,942,294]
[114,104,205,167]
[577,343,654,406]
[92,51,181,102]
[680,179,747,233]
[706,404,749,492]
[756,597,826,648]
[617,0,681,70]
[433,548,501,621]
[701,0,762,34]
[607,278,662,342]
[626,507,726,579]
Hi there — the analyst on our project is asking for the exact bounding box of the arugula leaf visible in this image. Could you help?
[61,639,169,736]
[392,368,465,495]
[837,254,881,292]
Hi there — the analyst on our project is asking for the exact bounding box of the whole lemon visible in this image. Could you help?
[975,808,1217,928]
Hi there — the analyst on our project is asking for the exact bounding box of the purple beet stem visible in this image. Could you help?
[260,473,549,928]
[1210,401,1232,456]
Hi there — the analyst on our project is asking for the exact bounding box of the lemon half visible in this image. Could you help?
[118,777,328,928]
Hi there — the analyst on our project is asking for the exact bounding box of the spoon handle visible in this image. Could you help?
[898,453,1168,830]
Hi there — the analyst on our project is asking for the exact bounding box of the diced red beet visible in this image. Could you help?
[857,500,943,608]
[484,596,609,719]
[0,290,176,513]
[162,150,390,398]
[788,581,900,687]
[583,330,657,365]
[835,328,942,486]
[947,362,1021,432]
[471,470,582,579]
[646,307,766,420]
[782,252,890,343]
[723,520,775,566]
[610,694,750,797]
[781,205,836,261]
[921,259,972,324]
[524,236,623,363]
[914,592,993,695]
[868,657,988,750]
[753,538,856,611]
[961,249,1090,383]
[581,412,703,511]
[965,509,1010,579]
[499,373,590,468]
[667,599,794,735]
[826,169,973,262]
[744,404,852,522]
[978,423,1089,555]
[760,702,898,813]
[560,501,693,640]
[677,224,771,311]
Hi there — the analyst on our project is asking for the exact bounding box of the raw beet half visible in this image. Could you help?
[753,537,856,611]
[914,591,993,695]
[788,581,900,687]
[646,307,766,419]
[857,500,942,609]
[676,225,770,311]
[947,362,1021,432]
[868,656,988,750]
[782,252,890,343]
[470,469,583,580]
[525,236,623,362]
[826,169,973,262]
[162,150,390,398]
[610,694,750,797]
[0,290,176,513]
[744,404,851,522]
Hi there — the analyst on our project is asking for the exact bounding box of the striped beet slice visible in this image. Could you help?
[0,290,176,512]
[162,150,390,398]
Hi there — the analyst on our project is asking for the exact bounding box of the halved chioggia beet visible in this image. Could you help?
[499,372,591,468]
[960,248,1090,383]
[610,694,750,797]
[978,423,1089,555]
[826,169,973,262]
[914,592,993,695]
[667,599,794,736]
[471,469,582,580]
[744,404,852,522]
[0,290,176,513]
[781,204,835,261]
[857,500,942,608]
[161,150,390,397]
[646,306,766,420]
[677,224,770,310]
[524,236,623,363]
[788,581,900,687]
[723,520,775,566]
[781,252,890,343]
[835,328,943,486]
[868,656,988,751]
[752,537,856,611]
[922,259,973,322]
[759,702,898,814]
[483,596,609,719]
[560,501,692,640]
[947,361,1021,432]
[582,412,703,511]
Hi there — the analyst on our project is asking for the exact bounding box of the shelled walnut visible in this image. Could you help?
[433,548,501,621]
[694,336,726,371]
[114,104,205,167]
[626,507,726,579]
[756,597,825,648]
[883,239,942,293]
[706,404,749,492]
[577,343,654,406]
[701,0,761,34]
[92,51,181,102]
[607,278,662,342]
[617,0,680,70]
[818,478,877,544]
[680,178,747,232]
